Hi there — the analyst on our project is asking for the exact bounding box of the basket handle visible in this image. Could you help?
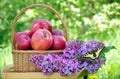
[11,4,68,50]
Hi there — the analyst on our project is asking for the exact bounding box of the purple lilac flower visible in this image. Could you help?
[29,40,105,76]
[63,40,83,59]
[78,59,90,69]
[66,40,83,49]
[52,56,65,71]
[30,54,59,75]
[29,54,44,68]
[29,54,81,76]
[85,58,104,73]
[59,59,80,76]
[78,40,105,57]
[41,54,55,75]
[77,58,105,73]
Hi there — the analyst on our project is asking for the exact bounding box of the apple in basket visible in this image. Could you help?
[24,30,32,37]
[14,31,31,50]
[31,29,53,50]
[52,29,64,36]
[50,35,66,50]
[30,19,52,34]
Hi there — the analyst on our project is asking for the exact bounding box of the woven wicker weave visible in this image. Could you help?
[11,4,68,72]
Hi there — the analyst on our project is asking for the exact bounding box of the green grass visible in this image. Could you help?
[0,44,12,70]
[0,44,12,79]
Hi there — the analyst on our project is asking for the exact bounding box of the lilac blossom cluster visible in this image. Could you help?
[30,54,58,75]
[29,40,105,76]
[84,58,104,73]
[78,40,105,56]
[63,40,104,58]
[78,58,104,73]
[30,54,80,76]
[62,40,105,74]
[63,40,83,59]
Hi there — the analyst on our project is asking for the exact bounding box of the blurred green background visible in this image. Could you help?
[0,0,120,79]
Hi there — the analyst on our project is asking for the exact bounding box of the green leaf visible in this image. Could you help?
[102,46,116,53]
[100,53,106,61]
[75,55,81,59]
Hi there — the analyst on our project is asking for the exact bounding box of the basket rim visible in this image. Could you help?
[12,50,63,54]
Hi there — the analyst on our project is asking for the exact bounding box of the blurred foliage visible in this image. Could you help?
[1,0,120,43]
[0,0,120,79]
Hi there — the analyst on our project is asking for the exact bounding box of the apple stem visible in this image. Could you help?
[40,27,44,29]
[44,33,47,38]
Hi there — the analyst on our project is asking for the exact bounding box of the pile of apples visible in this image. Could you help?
[14,19,66,50]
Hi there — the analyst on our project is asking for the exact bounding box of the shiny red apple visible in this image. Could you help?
[50,35,66,50]
[14,32,31,50]
[14,32,26,45]
[31,19,52,34]
[31,29,53,50]
[24,30,32,37]
[52,29,64,36]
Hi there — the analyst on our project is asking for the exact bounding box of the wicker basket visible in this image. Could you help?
[11,4,68,72]
[2,65,88,79]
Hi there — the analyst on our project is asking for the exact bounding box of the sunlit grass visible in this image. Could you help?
[0,43,12,70]
[0,43,12,79]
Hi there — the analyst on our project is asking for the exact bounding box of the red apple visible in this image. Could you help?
[31,29,53,50]
[52,29,64,36]
[14,32,31,50]
[31,19,52,34]
[14,31,32,44]
[24,30,32,37]
[14,32,26,44]
[50,35,66,50]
